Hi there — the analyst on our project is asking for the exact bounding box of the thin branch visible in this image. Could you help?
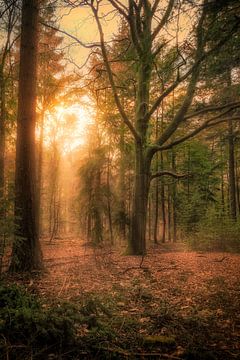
[145,9,240,124]
[150,171,187,181]
[91,2,140,141]
[184,101,240,120]
[40,21,101,48]
[107,0,129,19]
[154,116,240,152]
[0,0,17,20]
[152,0,175,41]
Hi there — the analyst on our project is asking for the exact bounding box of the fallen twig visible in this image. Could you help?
[213,256,228,263]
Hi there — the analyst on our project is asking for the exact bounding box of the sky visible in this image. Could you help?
[57,3,120,68]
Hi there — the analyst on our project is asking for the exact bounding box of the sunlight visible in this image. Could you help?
[43,97,94,155]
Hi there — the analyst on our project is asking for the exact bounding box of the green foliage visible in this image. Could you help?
[176,141,221,233]
[0,184,15,273]
[0,284,79,358]
[187,215,240,252]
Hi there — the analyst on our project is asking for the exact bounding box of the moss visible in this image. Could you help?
[143,335,176,345]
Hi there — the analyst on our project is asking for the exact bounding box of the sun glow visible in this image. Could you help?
[42,98,94,154]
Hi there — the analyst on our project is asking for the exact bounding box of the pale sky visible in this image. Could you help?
[58,3,120,68]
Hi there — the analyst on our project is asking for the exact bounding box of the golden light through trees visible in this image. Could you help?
[38,96,95,155]
[1,2,240,357]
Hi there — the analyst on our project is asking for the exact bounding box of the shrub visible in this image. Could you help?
[186,215,240,252]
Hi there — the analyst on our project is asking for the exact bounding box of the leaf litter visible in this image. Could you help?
[8,238,240,359]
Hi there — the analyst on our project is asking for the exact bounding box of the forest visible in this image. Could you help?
[0,0,240,359]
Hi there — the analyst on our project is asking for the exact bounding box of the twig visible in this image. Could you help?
[213,256,228,263]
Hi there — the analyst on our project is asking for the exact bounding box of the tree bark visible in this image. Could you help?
[228,117,237,220]
[118,125,127,240]
[128,145,151,255]
[36,110,44,236]
[0,69,5,203]
[10,0,43,272]
[172,149,177,242]
[167,185,171,242]
[107,153,113,245]
[220,138,225,215]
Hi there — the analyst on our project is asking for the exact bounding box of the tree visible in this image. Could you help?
[82,0,240,254]
[10,0,43,272]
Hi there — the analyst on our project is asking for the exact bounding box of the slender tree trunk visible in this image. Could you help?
[187,145,190,201]
[0,70,5,203]
[93,168,102,245]
[36,110,44,236]
[160,153,166,243]
[220,138,225,215]
[172,149,177,242]
[107,154,113,244]
[167,185,171,242]
[118,126,126,240]
[0,10,13,207]
[0,70,6,272]
[148,194,151,243]
[10,0,43,272]
[236,156,240,216]
[228,118,237,220]
[153,111,160,244]
[153,178,159,244]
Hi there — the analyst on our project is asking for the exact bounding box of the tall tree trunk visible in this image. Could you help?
[36,110,44,236]
[160,153,166,243]
[0,70,6,273]
[148,193,151,243]
[228,117,237,220]
[153,178,159,244]
[172,149,177,242]
[128,145,151,255]
[167,185,171,242]
[220,138,225,215]
[236,156,240,216]
[10,0,43,272]
[0,66,6,272]
[153,111,160,244]
[93,168,103,245]
[118,125,126,240]
[0,70,5,203]
[0,8,13,206]
[107,153,113,245]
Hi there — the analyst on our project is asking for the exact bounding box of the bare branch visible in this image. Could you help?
[184,101,240,120]
[153,2,207,148]
[107,0,129,19]
[152,0,175,41]
[0,0,17,20]
[91,2,140,141]
[150,170,187,181]
[40,21,100,48]
[154,115,240,152]
[145,4,240,125]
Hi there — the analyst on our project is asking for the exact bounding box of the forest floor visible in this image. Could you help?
[4,238,240,359]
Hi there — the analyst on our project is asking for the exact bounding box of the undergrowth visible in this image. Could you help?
[184,216,240,252]
[0,282,236,359]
